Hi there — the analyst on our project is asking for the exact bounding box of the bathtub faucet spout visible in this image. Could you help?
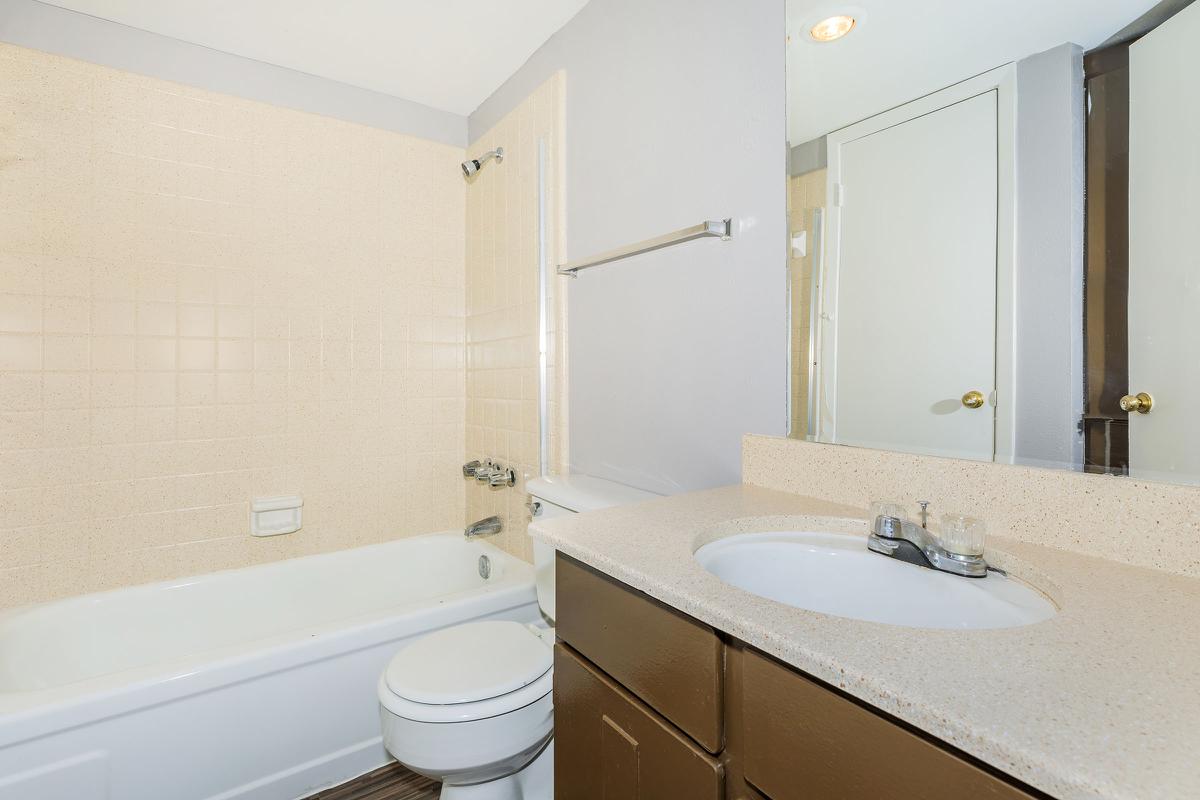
[465,516,503,539]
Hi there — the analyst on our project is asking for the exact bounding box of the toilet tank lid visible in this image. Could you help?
[526,474,660,513]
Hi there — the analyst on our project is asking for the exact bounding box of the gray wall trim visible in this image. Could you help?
[1012,43,1086,469]
[0,0,467,146]
[788,137,828,176]
[1096,0,1195,49]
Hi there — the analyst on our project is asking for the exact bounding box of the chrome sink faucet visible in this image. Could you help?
[867,501,988,578]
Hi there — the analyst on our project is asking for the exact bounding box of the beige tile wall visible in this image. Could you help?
[787,169,825,440]
[463,73,567,562]
[0,43,467,609]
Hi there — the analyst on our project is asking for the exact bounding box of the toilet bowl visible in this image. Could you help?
[378,475,659,799]
[379,620,554,799]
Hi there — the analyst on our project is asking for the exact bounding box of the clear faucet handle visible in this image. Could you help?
[868,500,909,522]
[939,514,986,557]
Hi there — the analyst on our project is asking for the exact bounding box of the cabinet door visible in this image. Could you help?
[556,554,725,752]
[742,649,1038,800]
[554,644,724,800]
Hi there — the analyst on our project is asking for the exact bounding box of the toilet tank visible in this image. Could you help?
[526,475,659,623]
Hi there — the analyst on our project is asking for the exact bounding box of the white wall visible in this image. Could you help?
[470,0,788,495]
[0,0,465,145]
[1013,43,1086,469]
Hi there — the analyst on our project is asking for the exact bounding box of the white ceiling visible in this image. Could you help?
[40,0,590,116]
[786,0,1159,144]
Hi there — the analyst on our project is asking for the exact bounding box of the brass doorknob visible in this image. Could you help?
[961,390,985,409]
[1120,392,1153,414]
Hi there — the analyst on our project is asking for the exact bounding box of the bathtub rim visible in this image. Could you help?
[0,533,538,750]
[0,530,516,628]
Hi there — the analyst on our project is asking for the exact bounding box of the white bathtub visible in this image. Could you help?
[0,533,539,800]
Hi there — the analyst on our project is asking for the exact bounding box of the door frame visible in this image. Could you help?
[817,64,1017,463]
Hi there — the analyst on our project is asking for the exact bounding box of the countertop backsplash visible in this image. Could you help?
[743,434,1200,578]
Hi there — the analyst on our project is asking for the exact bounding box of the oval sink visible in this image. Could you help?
[694,531,1057,630]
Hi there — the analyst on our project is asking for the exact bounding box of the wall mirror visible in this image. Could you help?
[785,0,1199,485]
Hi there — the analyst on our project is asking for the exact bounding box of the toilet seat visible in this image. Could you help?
[380,620,553,723]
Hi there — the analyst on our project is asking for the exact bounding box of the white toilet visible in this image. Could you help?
[378,475,658,799]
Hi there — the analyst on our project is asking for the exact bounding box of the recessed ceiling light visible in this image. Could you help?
[809,15,856,42]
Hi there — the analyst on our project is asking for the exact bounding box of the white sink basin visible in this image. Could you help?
[694,531,1057,630]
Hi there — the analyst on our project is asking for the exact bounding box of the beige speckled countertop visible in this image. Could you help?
[529,484,1200,800]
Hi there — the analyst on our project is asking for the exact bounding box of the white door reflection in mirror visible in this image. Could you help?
[1128,0,1200,484]
[817,84,1003,461]
[785,0,1200,483]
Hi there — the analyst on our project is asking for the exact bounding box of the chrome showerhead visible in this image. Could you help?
[461,146,504,178]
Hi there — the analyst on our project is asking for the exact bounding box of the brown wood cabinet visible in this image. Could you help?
[555,644,724,800]
[554,554,1048,800]
[741,649,1036,800]
[556,554,724,752]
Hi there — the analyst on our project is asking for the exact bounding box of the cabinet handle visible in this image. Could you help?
[601,715,640,799]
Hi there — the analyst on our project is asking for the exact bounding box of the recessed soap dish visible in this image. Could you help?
[251,495,303,537]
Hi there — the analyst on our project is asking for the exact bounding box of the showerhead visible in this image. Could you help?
[461,146,504,178]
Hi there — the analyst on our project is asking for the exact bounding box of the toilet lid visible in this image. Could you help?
[385,620,552,705]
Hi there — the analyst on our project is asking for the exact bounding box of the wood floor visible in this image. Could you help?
[302,762,440,800]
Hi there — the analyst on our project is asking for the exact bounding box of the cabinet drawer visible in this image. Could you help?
[554,644,723,800]
[555,554,724,752]
[742,649,1038,800]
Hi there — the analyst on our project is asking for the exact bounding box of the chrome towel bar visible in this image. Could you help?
[557,218,733,277]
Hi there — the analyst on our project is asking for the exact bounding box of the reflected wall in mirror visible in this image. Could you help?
[785,0,1200,485]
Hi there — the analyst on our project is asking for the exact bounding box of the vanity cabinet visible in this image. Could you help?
[554,554,1045,800]
[556,549,724,752]
[741,649,1036,800]
[555,644,724,799]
